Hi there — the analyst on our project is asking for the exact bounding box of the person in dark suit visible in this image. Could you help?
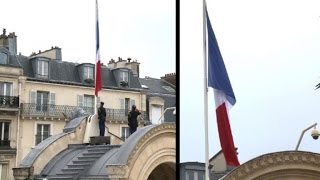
[128,105,141,135]
[98,102,106,136]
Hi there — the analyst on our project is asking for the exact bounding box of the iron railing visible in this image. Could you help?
[106,108,148,121]
[0,140,10,147]
[0,95,19,108]
[20,103,149,121]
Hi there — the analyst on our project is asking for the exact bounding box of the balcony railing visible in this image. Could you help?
[20,103,149,121]
[106,109,148,121]
[0,95,19,108]
[0,140,10,147]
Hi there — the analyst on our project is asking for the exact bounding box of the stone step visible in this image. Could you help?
[78,156,100,161]
[72,159,95,164]
[56,171,79,176]
[82,152,105,157]
[62,167,85,172]
[67,163,90,169]
[46,176,74,180]
[86,146,111,151]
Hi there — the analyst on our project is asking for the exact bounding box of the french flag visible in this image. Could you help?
[206,10,240,167]
[95,0,102,96]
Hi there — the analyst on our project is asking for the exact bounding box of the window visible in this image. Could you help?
[37,60,49,78]
[197,171,205,180]
[0,122,10,147]
[84,66,94,79]
[121,127,129,141]
[0,164,8,180]
[0,53,8,65]
[84,95,94,114]
[0,82,12,96]
[119,70,129,83]
[186,170,195,180]
[36,124,50,145]
[36,91,49,112]
[120,98,135,117]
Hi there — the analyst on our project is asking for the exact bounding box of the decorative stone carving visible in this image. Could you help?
[106,123,176,179]
[224,151,320,180]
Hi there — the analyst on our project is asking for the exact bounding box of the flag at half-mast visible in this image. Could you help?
[206,9,240,167]
[95,0,102,96]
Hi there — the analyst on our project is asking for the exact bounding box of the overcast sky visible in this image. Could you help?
[181,0,320,164]
[0,0,175,79]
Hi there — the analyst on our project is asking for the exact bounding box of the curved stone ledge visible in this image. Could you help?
[224,151,320,180]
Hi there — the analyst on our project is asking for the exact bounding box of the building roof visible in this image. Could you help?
[139,77,176,95]
[4,51,143,91]
[139,77,176,122]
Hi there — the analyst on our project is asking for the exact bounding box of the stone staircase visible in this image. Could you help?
[48,145,111,180]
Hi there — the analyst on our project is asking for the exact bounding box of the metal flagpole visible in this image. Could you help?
[202,0,210,180]
[94,0,99,115]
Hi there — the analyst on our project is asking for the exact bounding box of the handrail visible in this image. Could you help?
[158,107,176,124]
[106,126,123,142]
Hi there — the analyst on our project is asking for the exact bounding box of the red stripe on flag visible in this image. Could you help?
[95,60,102,96]
[216,102,240,167]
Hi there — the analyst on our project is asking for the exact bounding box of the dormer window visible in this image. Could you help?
[37,60,49,78]
[84,66,94,80]
[119,70,129,86]
[0,52,8,65]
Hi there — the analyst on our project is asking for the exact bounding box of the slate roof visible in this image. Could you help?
[139,77,176,122]
[4,51,142,91]
[139,77,176,95]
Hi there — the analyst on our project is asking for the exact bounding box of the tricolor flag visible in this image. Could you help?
[95,0,102,96]
[206,10,240,167]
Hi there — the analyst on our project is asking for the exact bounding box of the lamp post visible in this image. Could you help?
[295,123,318,151]
[158,107,176,124]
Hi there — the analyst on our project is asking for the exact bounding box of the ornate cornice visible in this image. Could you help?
[225,151,320,180]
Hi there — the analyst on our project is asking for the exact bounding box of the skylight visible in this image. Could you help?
[162,86,175,92]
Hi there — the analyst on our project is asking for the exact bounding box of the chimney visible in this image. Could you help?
[0,29,18,55]
[30,46,62,60]
[161,73,176,86]
[108,57,140,77]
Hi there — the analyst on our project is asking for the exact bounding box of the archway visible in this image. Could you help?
[147,162,175,180]
[224,151,320,180]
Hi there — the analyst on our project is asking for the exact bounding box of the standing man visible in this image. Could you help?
[128,105,141,135]
[98,101,106,136]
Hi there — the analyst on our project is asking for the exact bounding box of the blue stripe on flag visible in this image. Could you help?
[206,10,236,105]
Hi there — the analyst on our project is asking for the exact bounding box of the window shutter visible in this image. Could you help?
[44,61,49,76]
[78,95,84,107]
[119,98,124,117]
[37,61,41,75]
[50,93,55,105]
[96,96,100,108]
[30,91,36,104]
[130,99,135,107]
[120,98,124,109]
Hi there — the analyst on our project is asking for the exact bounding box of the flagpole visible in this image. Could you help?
[94,0,98,115]
[203,1,210,180]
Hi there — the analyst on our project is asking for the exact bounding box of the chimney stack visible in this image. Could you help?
[0,28,17,55]
[161,73,176,86]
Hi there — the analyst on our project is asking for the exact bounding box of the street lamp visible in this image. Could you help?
[295,123,319,151]
[158,107,176,124]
